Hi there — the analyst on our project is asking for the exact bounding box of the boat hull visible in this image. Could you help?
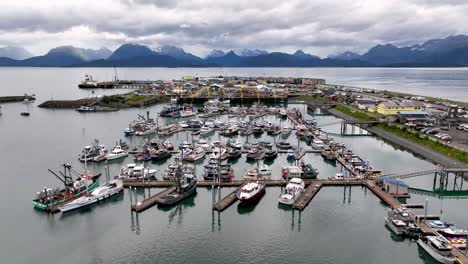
[59,186,123,213]
[156,183,197,206]
[32,178,101,211]
[417,239,455,264]
[237,184,266,205]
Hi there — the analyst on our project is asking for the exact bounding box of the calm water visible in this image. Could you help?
[0,67,467,101]
[0,68,466,264]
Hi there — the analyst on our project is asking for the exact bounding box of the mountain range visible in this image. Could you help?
[1,35,468,67]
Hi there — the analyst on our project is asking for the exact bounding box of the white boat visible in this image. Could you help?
[417,236,455,264]
[280,126,292,137]
[58,179,123,213]
[180,110,196,117]
[332,173,344,180]
[243,165,271,180]
[210,147,228,160]
[311,139,324,149]
[195,139,210,150]
[199,126,215,136]
[278,178,305,205]
[385,217,407,236]
[183,146,206,162]
[93,145,108,162]
[279,108,287,117]
[106,145,128,160]
[236,182,266,203]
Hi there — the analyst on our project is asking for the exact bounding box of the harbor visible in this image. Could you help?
[1,69,468,264]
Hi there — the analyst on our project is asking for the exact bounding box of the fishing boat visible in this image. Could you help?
[32,164,101,211]
[162,139,174,151]
[246,148,264,161]
[106,145,129,161]
[179,109,196,118]
[264,148,278,160]
[199,126,215,136]
[279,108,287,118]
[280,126,292,138]
[321,150,337,162]
[258,141,273,149]
[252,126,263,136]
[286,149,296,160]
[282,162,318,179]
[236,182,266,205]
[156,165,197,206]
[93,145,108,162]
[78,145,97,162]
[151,148,172,161]
[227,139,242,149]
[183,146,206,162]
[276,140,292,150]
[227,148,242,159]
[158,124,178,136]
[267,125,281,136]
[385,217,407,236]
[210,147,228,160]
[220,125,239,136]
[243,164,271,180]
[417,235,455,264]
[311,139,324,149]
[58,179,123,213]
[278,178,305,205]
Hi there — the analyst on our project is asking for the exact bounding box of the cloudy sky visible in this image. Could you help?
[1,0,467,57]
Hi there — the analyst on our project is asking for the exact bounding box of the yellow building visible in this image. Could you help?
[373,101,425,116]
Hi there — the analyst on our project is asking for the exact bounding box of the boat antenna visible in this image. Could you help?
[114,65,118,82]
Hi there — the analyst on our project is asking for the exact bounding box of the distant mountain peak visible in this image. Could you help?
[0,46,33,60]
[329,51,361,60]
[293,49,306,56]
[205,49,225,59]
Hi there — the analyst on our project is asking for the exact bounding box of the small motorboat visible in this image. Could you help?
[278,178,305,205]
[162,140,174,151]
[236,182,266,205]
[106,145,129,161]
[20,112,30,116]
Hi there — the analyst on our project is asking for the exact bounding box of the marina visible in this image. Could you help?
[1,68,468,264]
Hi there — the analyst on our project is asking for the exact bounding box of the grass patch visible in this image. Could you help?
[378,123,468,163]
[125,95,148,103]
[334,105,376,121]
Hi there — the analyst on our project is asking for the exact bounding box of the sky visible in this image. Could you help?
[0,0,467,57]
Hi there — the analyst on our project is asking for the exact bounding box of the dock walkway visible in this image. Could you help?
[213,187,242,211]
[293,182,322,210]
[131,186,176,212]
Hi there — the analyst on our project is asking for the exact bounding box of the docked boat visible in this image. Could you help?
[162,139,174,151]
[282,162,318,179]
[385,217,407,236]
[276,140,292,150]
[93,145,108,162]
[286,149,296,160]
[267,125,281,136]
[278,178,305,205]
[106,145,129,161]
[227,148,242,159]
[78,145,97,162]
[279,108,287,118]
[227,139,242,149]
[32,165,101,211]
[236,182,266,205]
[220,125,239,136]
[199,126,215,136]
[264,148,278,160]
[321,150,337,162]
[151,148,172,161]
[118,163,157,180]
[417,236,455,264]
[158,124,178,136]
[156,166,197,206]
[280,126,292,138]
[58,179,123,213]
[210,147,228,160]
[311,139,324,149]
[179,109,196,118]
[183,147,206,162]
[243,165,271,180]
[246,148,264,161]
[438,228,468,238]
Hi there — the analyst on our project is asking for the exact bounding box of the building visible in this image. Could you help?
[382,177,408,195]
[397,111,434,124]
[374,101,425,116]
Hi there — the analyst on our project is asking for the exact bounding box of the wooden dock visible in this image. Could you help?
[293,182,322,210]
[131,186,176,213]
[213,187,242,211]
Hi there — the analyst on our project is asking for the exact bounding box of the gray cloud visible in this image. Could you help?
[0,0,467,57]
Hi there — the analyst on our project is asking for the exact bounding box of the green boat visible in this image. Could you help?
[32,164,101,212]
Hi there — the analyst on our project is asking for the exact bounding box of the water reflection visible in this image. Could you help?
[130,211,140,235]
[211,210,221,232]
[342,186,352,204]
[289,209,302,232]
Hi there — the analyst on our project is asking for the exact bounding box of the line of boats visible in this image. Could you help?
[385,207,468,263]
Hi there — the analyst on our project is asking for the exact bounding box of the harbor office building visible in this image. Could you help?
[370,101,425,116]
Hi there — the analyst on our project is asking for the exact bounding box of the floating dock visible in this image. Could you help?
[131,186,176,212]
[293,182,322,210]
[213,187,242,212]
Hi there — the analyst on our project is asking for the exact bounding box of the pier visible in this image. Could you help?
[213,188,241,211]
[130,186,176,212]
